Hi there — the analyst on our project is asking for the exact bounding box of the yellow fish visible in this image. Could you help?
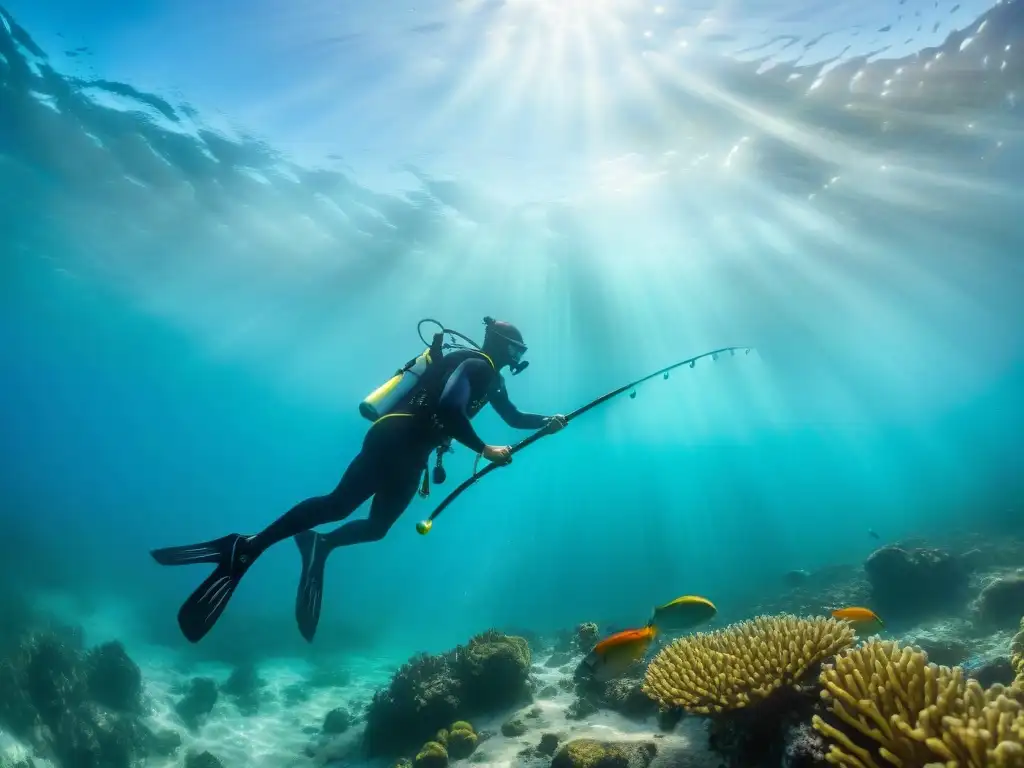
[831,607,884,628]
[649,595,717,634]
[579,625,658,683]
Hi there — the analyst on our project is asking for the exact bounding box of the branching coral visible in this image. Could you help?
[642,615,856,714]
[812,639,1024,767]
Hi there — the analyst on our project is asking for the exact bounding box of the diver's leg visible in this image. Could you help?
[294,459,424,642]
[150,441,379,643]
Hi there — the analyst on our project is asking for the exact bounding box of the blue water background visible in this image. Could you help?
[1,0,1022,663]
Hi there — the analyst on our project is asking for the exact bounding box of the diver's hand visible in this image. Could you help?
[543,414,568,434]
[482,444,513,465]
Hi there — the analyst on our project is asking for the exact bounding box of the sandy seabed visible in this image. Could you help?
[1,643,718,768]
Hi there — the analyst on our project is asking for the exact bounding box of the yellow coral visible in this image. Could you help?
[641,614,855,714]
[812,639,1024,768]
[414,740,449,768]
[446,721,478,760]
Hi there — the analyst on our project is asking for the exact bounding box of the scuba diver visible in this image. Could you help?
[151,317,568,643]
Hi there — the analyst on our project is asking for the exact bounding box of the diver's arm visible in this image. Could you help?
[436,359,490,453]
[490,380,550,430]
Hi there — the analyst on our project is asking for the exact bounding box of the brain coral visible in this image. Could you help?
[642,615,856,714]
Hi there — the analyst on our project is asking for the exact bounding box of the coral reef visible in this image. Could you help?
[574,623,599,653]
[812,638,1024,767]
[863,545,968,620]
[0,627,167,768]
[641,615,855,767]
[364,629,531,757]
[643,615,855,714]
[550,739,657,768]
[457,630,531,712]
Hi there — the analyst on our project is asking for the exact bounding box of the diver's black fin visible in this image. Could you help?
[168,534,256,643]
[151,534,242,567]
[294,530,328,643]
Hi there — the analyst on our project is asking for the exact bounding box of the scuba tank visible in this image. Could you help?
[358,347,434,422]
[358,318,482,421]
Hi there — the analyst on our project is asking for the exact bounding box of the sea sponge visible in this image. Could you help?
[812,638,1024,767]
[642,615,855,714]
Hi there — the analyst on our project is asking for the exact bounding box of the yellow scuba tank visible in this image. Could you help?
[359,348,433,421]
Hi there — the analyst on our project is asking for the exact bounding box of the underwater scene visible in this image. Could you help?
[2,0,1024,766]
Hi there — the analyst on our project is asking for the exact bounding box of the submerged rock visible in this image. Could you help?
[864,545,968,619]
[911,636,970,667]
[174,677,218,731]
[146,727,183,757]
[565,697,598,720]
[322,706,352,735]
[501,717,528,737]
[551,739,657,768]
[602,678,657,720]
[965,655,1015,688]
[538,732,561,756]
[544,651,573,668]
[185,750,225,768]
[972,573,1024,628]
[221,663,264,715]
[83,641,144,714]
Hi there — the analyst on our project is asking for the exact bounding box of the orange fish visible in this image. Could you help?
[579,625,658,682]
[831,607,884,628]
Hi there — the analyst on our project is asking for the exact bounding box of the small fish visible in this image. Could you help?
[868,529,880,540]
[649,595,717,634]
[832,607,884,628]
[578,626,658,683]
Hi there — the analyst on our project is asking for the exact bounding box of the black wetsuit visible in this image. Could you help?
[250,348,549,553]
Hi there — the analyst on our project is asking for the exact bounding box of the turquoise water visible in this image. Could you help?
[2,0,1023,725]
